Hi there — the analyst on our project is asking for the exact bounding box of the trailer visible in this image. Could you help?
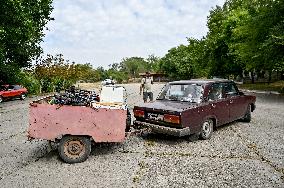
[28,86,130,163]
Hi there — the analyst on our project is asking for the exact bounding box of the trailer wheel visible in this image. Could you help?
[58,136,91,164]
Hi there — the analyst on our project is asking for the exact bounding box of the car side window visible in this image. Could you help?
[224,82,238,97]
[14,85,22,90]
[208,83,224,101]
[8,85,14,90]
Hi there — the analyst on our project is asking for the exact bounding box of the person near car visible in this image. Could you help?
[140,72,153,103]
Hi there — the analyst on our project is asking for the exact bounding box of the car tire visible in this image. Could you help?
[126,110,131,132]
[0,96,3,103]
[242,105,251,122]
[58,136,91,164]
[199,119,214,140]
[20,93,26,100]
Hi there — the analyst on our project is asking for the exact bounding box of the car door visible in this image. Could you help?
[14,85,23,96]
[8,85,18,97]
[207,83,230,126]
[1,86,9,98]
[224,82,246,121]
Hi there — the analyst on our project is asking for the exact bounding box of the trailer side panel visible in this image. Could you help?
[28,104,126,142]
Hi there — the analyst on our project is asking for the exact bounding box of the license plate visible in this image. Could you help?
[147,113,164,121]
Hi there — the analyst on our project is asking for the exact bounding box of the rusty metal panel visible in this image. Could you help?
[28,104,126,142]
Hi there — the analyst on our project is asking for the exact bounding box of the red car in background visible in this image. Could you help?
[0,85,28,103]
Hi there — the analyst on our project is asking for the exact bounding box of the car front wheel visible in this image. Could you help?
[58,136,91,163]
[199,119,214,140]
[20,93,26,100]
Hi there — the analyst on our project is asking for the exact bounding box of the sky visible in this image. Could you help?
[41,0,225,68]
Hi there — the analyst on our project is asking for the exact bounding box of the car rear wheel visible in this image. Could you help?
[242,105,251,122]
[20,93,26,100]
[0,96,3,103]
[58,136,91,164]
[199,119,214,140]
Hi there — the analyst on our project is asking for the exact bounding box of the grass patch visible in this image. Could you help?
[238,81,284,94]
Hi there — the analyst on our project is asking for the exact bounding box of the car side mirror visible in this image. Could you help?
[8,89,12,91]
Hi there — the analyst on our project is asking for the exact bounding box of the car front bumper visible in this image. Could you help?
[133,120,190,137]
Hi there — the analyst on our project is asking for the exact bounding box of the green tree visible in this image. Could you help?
[34,54,80,92]
[228,0,284,82]
[119,57,148,78]
[205,0,284,82]
[205,4,243,78]
[158,39,208,80]
[0,0,53,83]
[146,54,161,72]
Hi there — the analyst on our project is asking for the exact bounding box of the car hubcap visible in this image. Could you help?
[22,95,25,99]
[64,140,85,159]
[202,120,212,137]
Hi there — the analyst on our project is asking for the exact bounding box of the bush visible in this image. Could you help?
[17,72,41,95]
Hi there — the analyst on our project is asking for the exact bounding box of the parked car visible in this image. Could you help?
[133,79,256,140]
[101,79,114,86]
[0,85,28,103]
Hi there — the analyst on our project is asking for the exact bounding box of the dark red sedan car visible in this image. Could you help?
[133,79,256,140]
[0,85,28,103]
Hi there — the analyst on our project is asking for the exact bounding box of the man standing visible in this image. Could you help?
[140,72,153,103]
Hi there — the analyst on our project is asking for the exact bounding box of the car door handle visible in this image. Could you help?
[229,100,233,104]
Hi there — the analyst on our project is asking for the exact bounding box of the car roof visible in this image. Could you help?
[169,79,232,85]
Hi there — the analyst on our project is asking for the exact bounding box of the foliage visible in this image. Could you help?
[119,57,148,78]
[2,0,283,93]
[33,54,106,92]
[158,38,209,80]
[17,71,41,94]
[156,0,284,81]
[103,55,161,83]
[0,0,53,83]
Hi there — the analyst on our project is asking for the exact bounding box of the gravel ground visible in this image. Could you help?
[0,83,283,188]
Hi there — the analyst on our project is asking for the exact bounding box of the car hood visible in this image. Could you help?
[135,100,200,113]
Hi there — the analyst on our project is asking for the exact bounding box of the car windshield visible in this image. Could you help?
[157,83,204,103]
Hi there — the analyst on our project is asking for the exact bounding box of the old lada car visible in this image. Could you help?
[133,79,256,140]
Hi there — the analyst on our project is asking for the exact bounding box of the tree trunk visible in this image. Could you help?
[251,71,255,84]
[268,70,272,84]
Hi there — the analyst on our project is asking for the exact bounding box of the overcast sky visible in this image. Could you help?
[42,0,225,68]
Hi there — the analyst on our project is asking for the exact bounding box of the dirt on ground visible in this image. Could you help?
[0,83,283,187]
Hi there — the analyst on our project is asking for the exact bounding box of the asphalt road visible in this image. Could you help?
[0,83,283,188]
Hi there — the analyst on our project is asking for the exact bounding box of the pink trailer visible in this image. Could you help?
[28,98,128,163]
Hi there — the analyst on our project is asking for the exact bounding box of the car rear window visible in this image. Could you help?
[158,83,204,103]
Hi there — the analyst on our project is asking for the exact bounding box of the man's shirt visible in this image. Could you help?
[141,76,153,92]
